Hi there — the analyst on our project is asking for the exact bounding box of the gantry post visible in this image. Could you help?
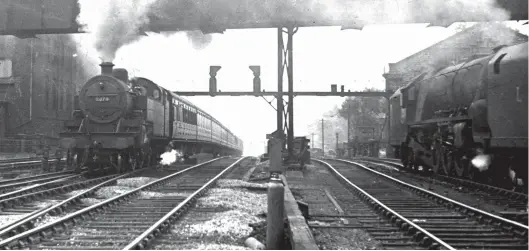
[277,28,284,136]
[286,26,295,161]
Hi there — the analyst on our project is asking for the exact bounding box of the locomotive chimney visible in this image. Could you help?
[100,62,114,75]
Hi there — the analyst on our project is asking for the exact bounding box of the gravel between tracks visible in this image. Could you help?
[151,166,268,250]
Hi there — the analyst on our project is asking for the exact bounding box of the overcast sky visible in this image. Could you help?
[72,1,528,156]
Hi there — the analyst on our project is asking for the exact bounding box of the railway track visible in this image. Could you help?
[312,158,528,249]
[0,157,45,165]
[0,156,247,250]
[0,159,64,179]
[0,171,76,194]
[0,173,124,236]
[354,157,528,224]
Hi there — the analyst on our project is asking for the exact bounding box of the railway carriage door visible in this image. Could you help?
[168,96,174,138]
[164,92,170,137]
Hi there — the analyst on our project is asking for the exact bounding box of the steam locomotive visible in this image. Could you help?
[389,42,527,190]
[60,62,243,175]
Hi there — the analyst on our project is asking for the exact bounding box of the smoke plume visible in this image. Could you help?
[145,0,513,29]
[92,0,156,62]
[185,31,213,50]
[77,0,517,62]
[331,0,511,26]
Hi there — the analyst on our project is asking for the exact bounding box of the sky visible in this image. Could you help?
[71,1,528,156]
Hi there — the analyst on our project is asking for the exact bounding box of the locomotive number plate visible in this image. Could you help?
[94,96,111,102]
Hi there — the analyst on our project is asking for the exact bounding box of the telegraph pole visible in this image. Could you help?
[321,119,324,154]
[348,101,351,157]
[336,132,339,156]
[311,133,314,148]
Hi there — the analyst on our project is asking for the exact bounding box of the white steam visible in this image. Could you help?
[75,0,517,63]
[77,0,157,62]
[471,154,491,172]
[160,149,180,166]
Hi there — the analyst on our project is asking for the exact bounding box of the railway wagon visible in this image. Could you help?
[388,42,528,190]
[60,62,243,175]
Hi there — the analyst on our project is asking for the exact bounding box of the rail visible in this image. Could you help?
[0,157,228,249]
[123,156,249,250]
[314,158,454,250]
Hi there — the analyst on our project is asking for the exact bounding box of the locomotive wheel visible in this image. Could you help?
[129,153,138,171]
[467,157,480,181]
[506,160,525,192]
[453,153,466,178]
[137,151,145,169]
[143,147,152,168]
[442,149,452,176]
[69,152,78,170]
[432,143,442,174]
[117,154,123,173]
[404,151,416,170]
[401,144,410,167]
[66,150,73,169]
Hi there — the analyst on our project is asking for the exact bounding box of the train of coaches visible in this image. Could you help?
[59,62,243,175]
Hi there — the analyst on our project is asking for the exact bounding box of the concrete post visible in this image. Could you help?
[266,175,285,250]
[266,137,285,249]
[269,138,284,174]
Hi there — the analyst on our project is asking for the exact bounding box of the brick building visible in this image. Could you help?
[383,23,528,91]
[0,35,98,153]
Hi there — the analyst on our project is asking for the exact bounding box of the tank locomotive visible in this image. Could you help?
[389,42,528,189]
[60,62,243,175]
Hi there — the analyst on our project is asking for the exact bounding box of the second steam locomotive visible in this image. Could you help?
[60,62,243,175]
[389,42,527,190]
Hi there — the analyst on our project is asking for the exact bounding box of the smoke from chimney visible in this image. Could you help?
[77,0,514,62]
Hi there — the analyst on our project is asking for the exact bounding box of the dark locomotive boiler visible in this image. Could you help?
[388,42,528,190]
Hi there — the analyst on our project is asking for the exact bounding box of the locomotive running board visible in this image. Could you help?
[408,115,470,127]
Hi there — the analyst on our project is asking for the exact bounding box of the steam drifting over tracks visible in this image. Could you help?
[315,159,528,249]
[0,157,246,250]
[355,157,528,224]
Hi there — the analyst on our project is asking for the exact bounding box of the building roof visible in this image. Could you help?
[391,23,528,65]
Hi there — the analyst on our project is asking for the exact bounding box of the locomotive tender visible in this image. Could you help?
[60,62,243,174]
[389,42,527,189]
